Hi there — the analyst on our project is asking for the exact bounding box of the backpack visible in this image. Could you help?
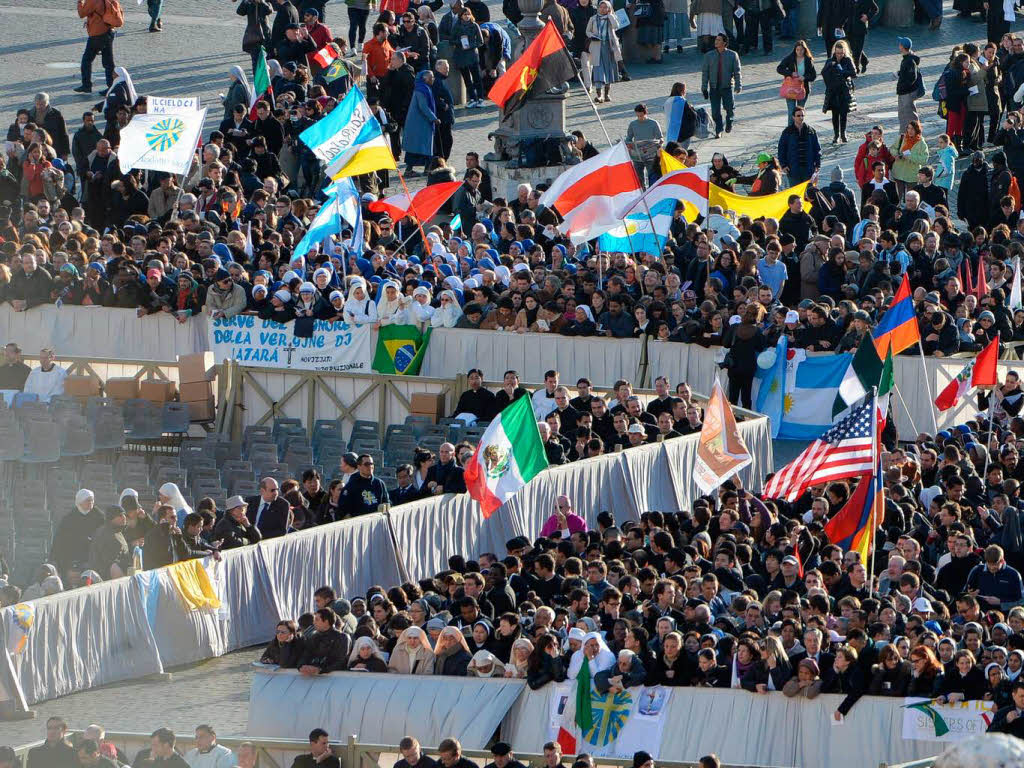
[932,66,948,102]
[694,107,712,140]
[101,0,125,28]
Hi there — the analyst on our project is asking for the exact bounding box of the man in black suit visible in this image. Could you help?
[390,464,421,506]
[247,477,290,538]
[291,728,341,768]
[789,626,835,676]
[425,443,466,494]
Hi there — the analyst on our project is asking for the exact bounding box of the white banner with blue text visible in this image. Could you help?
[208,315,374,372]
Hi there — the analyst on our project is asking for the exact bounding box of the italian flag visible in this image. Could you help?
[464,395,548,518]
[249,46,274,120]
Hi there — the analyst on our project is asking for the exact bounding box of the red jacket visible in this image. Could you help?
[305,22,333,67]
[853,133,896,187]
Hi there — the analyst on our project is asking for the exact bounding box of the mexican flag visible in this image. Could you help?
[249,47,274,120]
[833,340,894,419]
[372,325,431,375]
[465,395,548,518]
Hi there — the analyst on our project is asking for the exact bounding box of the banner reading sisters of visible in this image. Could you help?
[208,315,374,372]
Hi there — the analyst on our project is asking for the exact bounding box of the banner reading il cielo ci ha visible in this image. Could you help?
[208,315,375,372]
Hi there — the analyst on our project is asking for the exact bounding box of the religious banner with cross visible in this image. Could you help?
[546,680,673,757]
[207,315,375,372]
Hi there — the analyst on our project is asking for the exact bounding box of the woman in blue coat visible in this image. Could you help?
[403,70,439,177]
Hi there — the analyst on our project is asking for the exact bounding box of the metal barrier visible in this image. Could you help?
[9,732,787,768]
[879,760,937,768]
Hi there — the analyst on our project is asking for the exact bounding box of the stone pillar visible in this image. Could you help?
[797,0,818,40]
[882,0,914,28]
[488,0,569,161]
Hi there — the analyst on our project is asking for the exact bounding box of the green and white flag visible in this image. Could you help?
[464,395,548,518]
[833,340,894,419]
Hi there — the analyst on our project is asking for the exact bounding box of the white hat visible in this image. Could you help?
[273,288,292,303]
[299,281,316,294]
[627,423,645,435]
[913,597,933,613]
[226,495,246,510]
[785,310,799,324]
[729,314,742,325]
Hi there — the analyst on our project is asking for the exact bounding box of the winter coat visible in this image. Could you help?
[450,19,483,68]
[896,53,921,96]
[776,52,818,97]
[596,657,648,691]
[891,135,929,183]
[821,55,857,114]
[403,85,437,157]
[777,124,821,180]
[586,13,623,68]
[868,661,912,696]
[724,322,767,376]
[968,61,990,112]
[936,667,987,701]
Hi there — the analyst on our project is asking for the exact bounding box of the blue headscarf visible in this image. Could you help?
[355,257,375,278]
[414,70,437,114]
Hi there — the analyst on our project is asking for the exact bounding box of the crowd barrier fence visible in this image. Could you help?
[5,305,1011,440]
[0,415,773,714]
[245,671,945,768]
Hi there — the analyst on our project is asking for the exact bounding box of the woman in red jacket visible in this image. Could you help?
[20,143,52,201]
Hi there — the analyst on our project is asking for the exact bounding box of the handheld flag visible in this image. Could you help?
[933,332,996,414]
[323,58,349,84]
[538,142,642,244]
[311,44,340,70]
[249,46,273,119]
[872,277,920,356]
[692,379,752,494]
[974,255,989,301]
[369,181,461,223]
[300,85,397,179]
[834,339,888,418]
[708,179,812,220]
[824,469,882,565]
[1011,256,1023,311]
[488,21,576,118]
[464,395,549,517]
[618,164,710,226]
[117,109,208,176]
[763,398,876,502]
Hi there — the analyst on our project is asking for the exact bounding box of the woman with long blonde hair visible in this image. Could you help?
[821,40,857,144]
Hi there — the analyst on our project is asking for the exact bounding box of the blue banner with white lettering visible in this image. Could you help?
[208,316,375,372]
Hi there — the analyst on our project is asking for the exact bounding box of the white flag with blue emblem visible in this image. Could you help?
[117,109,207,176]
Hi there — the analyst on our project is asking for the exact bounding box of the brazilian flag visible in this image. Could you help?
[323,58,349,84]
[372,325,432,375]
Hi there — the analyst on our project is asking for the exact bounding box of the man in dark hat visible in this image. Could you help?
[483,743,526,768]
[632,751,654,768]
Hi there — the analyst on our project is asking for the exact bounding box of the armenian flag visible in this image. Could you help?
[872,276,920,356]
[488,21,576,118]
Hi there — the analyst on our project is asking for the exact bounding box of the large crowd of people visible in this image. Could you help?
[10,0,1024,761]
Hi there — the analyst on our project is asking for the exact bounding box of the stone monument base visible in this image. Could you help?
[482,157,578,201]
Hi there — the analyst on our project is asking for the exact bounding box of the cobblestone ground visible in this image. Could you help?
[0,0,1011,745]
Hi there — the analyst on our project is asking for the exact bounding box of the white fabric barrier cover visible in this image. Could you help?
[0,576,163,707]
[248,669,526,748]
[502,685,945,767]
[1,303,208,360]
[0,422,768,709]
[420,329,643,387]
[389,419,772,591]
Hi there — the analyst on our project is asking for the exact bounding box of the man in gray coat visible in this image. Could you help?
[701,33,742,138]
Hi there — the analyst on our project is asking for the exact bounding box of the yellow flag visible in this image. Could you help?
[165,559,222,611]
[708,180,812,220]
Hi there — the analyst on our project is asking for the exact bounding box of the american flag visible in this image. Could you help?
[763,399,875,502]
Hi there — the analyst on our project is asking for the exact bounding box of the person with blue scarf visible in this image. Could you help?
[403,70,439,178]
[663,82,698,147]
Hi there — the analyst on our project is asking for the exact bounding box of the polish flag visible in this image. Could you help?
[538,142,643,244]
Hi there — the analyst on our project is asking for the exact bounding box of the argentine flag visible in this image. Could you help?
[300,86,396,179]
[293,179,364,259]
[753,342,851,440]
[597,198,675,255]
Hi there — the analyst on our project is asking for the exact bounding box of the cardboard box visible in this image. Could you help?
[105,377,139,400]
[187,397,216,422]
[177,352,213,383]
[179,380,213,403]
[64,375,101,398]
[139,379,177,403]
[410,392,445,420]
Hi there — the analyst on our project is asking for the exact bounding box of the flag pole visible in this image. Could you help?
[869,386,880,583]
[576,71,614,147]
[890,382,919,438]
[916,341,940,434]
[982,332,1001,480]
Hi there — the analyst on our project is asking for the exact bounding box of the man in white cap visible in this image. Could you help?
[213,496,263,549]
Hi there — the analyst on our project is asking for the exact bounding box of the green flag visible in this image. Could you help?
[575,657,594,733]
[323,58,349,84]
[878,343,894,419]
[832,339,883,418]
[372,325,432,375]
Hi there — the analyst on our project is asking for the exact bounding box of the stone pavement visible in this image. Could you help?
[0,0,1008,198]
[3,647,255,746]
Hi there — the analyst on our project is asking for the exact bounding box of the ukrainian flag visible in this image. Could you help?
[299,85,396,179]
[872,276,920,356]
